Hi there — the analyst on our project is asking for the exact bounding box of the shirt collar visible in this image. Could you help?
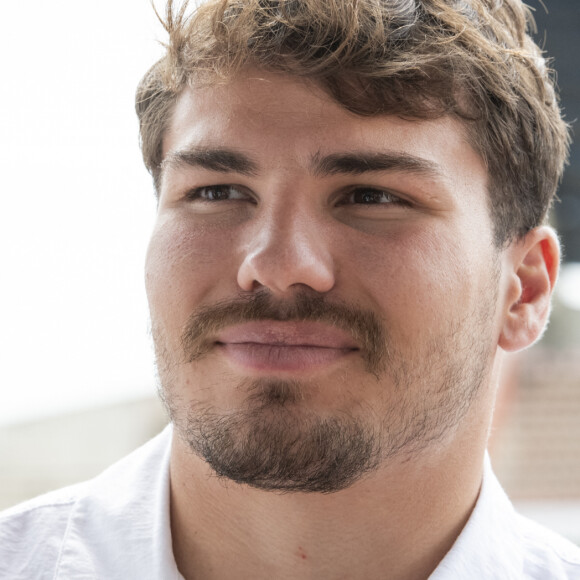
[429,453,523,579]
[56,424,183,580]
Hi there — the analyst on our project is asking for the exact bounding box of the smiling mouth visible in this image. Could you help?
[214,321,359,373]
[216,342,357,372]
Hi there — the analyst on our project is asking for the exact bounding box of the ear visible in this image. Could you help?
[498,226,560,352]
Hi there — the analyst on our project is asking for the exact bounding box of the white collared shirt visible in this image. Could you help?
[1,425,579,579]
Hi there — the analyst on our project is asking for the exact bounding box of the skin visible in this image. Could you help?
[145,71,559,580]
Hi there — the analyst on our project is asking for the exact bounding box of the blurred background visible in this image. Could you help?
[0,0,579,545]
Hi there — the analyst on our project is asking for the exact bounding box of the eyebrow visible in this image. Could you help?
[161,146,442,181]
[161,146,259,177]
[311,151,442,178]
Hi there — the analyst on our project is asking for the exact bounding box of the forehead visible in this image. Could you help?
[163,73,357,156]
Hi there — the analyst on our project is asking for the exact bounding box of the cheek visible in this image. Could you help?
[145,213,237,328]
[344,225,487,336]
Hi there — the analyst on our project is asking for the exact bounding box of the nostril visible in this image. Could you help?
[236,239,335,295]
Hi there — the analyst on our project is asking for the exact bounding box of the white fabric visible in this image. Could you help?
[1,425,579,579]
[0,425,182,580]
[429,455,580,579]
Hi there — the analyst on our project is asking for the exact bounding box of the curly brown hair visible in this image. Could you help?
[136,0,570,246]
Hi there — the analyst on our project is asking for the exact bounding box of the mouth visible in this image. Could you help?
[214,321,359,373]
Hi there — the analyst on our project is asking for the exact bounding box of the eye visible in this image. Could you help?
[186,184,252,202]
[340,187,410,206]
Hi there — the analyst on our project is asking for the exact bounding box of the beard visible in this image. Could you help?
[183,380,382,493]
[153,283,498,494]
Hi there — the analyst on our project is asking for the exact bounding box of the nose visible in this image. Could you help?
[237,208,336,295]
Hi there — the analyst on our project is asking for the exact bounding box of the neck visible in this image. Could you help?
[170,424,488,580]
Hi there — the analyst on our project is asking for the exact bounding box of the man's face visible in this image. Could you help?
[146,72,504,492]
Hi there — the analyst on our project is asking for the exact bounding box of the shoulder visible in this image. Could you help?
[0,483,87,580]
[0,426,174,580]
[517,513,580,579]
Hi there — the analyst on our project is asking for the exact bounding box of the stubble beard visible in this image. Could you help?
[183,381,383,493]
[153,283,498,494]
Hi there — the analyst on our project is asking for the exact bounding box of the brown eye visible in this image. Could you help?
[187,185,250,202]
[342,188,408,206]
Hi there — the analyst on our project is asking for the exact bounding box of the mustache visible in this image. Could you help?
[180,290,388,376]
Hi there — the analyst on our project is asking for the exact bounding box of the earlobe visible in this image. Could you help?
[498,227,560,352]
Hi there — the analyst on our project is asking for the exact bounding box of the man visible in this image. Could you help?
[1,0,579,578]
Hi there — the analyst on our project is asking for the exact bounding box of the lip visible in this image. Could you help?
[215,321,359,372]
